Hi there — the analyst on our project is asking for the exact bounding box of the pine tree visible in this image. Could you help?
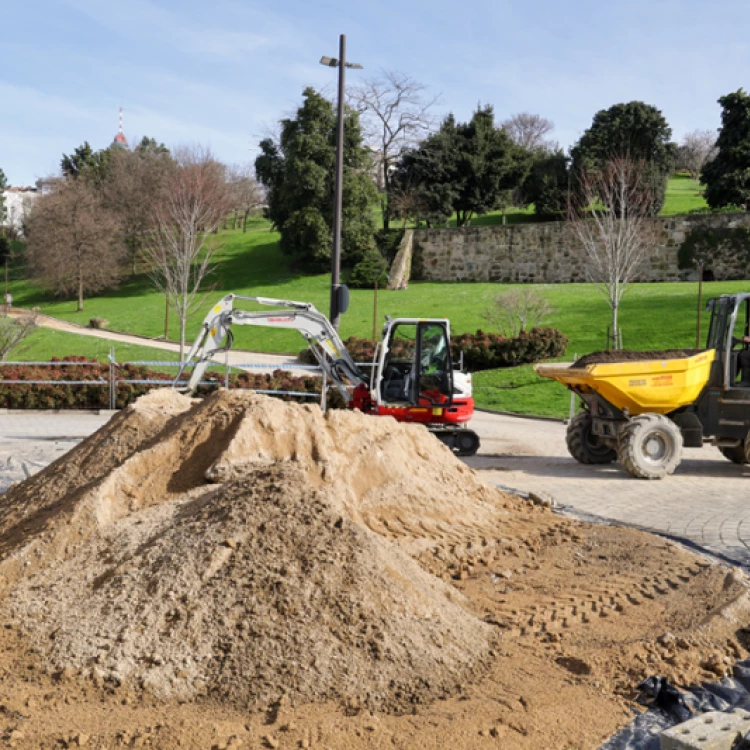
[570,101,677,215]
[255,88,378,270]
[702,89,750,210]
[393,106,529,227]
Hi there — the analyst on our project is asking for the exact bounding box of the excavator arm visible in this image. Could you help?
[174,294,368,400]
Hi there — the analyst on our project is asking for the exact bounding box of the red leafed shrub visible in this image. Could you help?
[0,356,326,410]
[450,328,568,370]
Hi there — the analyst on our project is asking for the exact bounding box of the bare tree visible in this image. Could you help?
[501,113,555,152]
[348,70,439,230]
[101,144,174,274]
[26,179,124,311]
[482,288,553,337]
[226,164,263,232]
[568,157,658,347]
[388,170,431,228]
[0,315,36,360]
[677,129,718,180]
[144,147,230,360]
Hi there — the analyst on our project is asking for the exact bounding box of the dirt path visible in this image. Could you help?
[7,308,304,373]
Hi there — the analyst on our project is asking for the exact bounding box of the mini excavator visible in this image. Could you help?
[174,294,480,456]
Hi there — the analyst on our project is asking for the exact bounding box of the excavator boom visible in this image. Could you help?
[175,294,367,399]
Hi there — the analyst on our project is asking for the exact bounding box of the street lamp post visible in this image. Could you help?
[320,35,362,331]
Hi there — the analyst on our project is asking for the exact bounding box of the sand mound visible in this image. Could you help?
[1,390,500,712]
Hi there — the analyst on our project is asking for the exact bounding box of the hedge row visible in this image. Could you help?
[300,327,568,372]
[0,356,325,410]
[450,328,569,371]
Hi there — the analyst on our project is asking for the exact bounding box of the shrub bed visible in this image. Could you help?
[450,328,569,371]
[0,356,325,410]
[299,328,568,372]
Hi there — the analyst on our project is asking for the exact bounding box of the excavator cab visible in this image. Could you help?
[378,320,453,406]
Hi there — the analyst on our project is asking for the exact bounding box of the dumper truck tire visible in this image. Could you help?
[566,411,617,464]
[719,443,748,464]
[618,414,683,479]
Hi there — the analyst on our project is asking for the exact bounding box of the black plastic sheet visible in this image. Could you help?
[600,660,750,749]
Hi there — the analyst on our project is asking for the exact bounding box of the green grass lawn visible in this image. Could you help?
[11,275,748,418]
[660,173,708,215]
[9,327,184,365]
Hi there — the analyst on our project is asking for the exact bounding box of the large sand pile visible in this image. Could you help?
[0,390,502,712]
[1,389,749,749]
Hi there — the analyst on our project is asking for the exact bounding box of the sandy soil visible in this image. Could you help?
[0,390,748,749]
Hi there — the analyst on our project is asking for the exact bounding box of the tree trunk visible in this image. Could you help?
[242,211,249,233]
[611,303,619,350]
[179,315,186,364]
[132,246,138,276]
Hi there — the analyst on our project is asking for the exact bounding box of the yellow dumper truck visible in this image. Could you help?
[536,293,750,479]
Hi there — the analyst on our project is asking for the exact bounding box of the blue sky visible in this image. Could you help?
[2,0,749,185]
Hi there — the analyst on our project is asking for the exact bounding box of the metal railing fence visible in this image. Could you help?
[0,349,334,410]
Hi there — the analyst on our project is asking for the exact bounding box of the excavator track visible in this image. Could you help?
[433,428,480,457]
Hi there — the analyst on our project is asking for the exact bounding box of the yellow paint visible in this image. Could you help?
[210,328,217,337]
[432,408,443,416]
[324,341,341,358]
[213,305,222,313]
[535,350,716,414]
[411,408,428,413]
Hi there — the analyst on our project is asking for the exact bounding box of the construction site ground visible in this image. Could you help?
[1,401,749,750]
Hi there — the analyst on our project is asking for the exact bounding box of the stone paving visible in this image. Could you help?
[467,411,750,569]
[1,408,749,569]
[0,410,113,493]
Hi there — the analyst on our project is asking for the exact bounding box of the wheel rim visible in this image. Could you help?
[641,429,673,465]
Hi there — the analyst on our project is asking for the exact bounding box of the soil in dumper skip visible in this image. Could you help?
[0,389,748,750]
[573,350,705,367]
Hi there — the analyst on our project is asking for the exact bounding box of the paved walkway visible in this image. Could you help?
[7,309,305,373]
[0,410,113,493]
[466,411,750,569]
[2,408,749,568]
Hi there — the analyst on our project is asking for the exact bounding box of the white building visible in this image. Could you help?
[1,182,45,236]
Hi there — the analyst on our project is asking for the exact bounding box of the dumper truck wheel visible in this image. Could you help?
[618,414,683,479]
[566,411,617,464]
[719,443,748,464]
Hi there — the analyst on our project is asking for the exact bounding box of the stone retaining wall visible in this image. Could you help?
[412,213,750,283]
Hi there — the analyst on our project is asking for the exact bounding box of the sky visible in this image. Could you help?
[2,0,749,186]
